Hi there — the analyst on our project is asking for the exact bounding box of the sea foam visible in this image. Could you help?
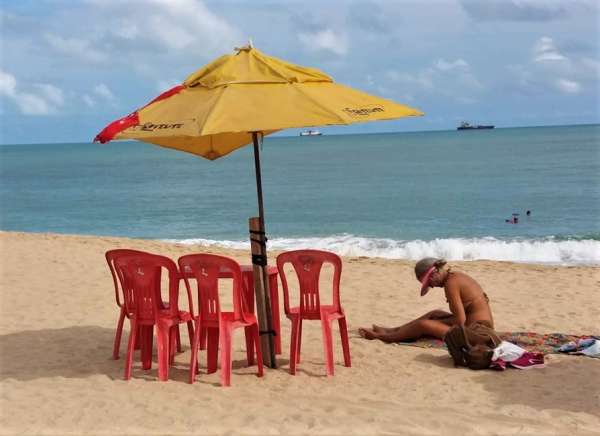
[164,234,600,265]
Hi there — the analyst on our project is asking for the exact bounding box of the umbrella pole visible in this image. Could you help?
[250,132,277,368]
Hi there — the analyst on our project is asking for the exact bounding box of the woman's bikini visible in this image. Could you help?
[444,271,493,327]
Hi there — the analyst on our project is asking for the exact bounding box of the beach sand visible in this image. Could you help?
[1,231,598,435]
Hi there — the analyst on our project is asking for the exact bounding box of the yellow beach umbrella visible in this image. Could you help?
[95,45,423,367]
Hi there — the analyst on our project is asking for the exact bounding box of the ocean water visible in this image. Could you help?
[1,125,599,264]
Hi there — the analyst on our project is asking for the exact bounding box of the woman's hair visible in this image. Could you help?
[414,257,447,280]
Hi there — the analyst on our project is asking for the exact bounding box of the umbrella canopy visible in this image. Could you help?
[95,45,423,159]
[95,44,423,369]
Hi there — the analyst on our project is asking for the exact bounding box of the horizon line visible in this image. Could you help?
[1,122,598,146]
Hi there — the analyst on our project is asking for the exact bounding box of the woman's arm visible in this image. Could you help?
[445,279,466,325]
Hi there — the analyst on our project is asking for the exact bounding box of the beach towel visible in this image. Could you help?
[396,332,597,355]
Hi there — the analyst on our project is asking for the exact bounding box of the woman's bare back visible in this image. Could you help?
[446,271,494,327]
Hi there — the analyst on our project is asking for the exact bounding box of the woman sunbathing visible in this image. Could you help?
[359,257,494,342]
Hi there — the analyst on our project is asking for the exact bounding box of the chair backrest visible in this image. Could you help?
[105,249,151,309]
[177,254,249,323]
[276,249,342,318]
[114,253,180,323]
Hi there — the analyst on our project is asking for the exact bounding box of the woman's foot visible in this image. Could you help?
[372,324,389,333]
[358,327,379,340]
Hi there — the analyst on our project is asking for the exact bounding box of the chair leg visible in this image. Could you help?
[169,327,177,365]
[321,318,335,376]
[189,319,202,384]
[338,317,351,367]
[113,307,126,359]
[156,326,170,382]
[253,324,263,377]
[186,321,195,350]
[134,324,142,350]
[296,320,303,364]
[124,320,137,380]
[175,325,182,353]
[199,326,207,350]
[141,325,153,370]
[219,326,233,387]
[206,328,219,374]
[289,317,300,375]
[244,326,255,366]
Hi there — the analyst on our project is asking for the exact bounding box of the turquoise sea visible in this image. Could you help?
[1,124,599,264]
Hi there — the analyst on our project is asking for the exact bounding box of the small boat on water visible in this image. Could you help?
[457,121,494,130]
[299,129,322,136]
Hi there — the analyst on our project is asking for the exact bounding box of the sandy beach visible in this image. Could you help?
[0,230,598,435]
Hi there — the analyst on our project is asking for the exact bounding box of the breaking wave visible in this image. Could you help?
[164,234,600,265]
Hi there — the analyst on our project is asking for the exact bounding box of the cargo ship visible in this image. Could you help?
[299,129,322,136]
[457,121,494,130]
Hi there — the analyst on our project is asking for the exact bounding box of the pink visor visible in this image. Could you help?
[419,265,436,296]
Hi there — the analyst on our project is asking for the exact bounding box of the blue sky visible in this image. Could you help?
[0,0,598,144]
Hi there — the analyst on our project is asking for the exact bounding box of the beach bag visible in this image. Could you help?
[444,322,501,370]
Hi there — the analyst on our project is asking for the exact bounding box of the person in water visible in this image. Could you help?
[358,258,494,342]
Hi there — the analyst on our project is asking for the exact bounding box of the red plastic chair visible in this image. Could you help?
[115,252,194,381]
[106,249,185,359]
[178,254,263,387]
[276,249,351,376]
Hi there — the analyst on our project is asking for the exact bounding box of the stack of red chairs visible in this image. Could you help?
[178,254,263,386]
[109,251,194,381]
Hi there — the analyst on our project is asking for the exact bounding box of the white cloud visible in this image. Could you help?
[94,83,115,101]
[83,94,96,108]
[461,0,568,22]
[45,33,108,63]
[35,84,64,106]
[17,93,52,115]
[387,70,434,91]
[386,58,483,102]
[112,22,139,40]
[0,70,65,115]
[0,70,17,97]
[435,58,469,71]
[511,36,594,96]
[148,16,195,50]
[533,36,567,62]
[298,29,348,56]
[95,0,241,55]
[555,78,581,94]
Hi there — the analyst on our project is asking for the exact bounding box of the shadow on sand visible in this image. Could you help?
[415,351,600,417]
[474,359,600,417]
[0,325,295,383]
[0,326,125,381]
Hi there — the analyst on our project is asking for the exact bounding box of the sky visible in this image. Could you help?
[0,0,598,144]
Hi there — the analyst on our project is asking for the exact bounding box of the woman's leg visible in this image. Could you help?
[371,310,454,334]
[360,318,452,342]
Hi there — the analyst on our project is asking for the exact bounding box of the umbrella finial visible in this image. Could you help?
[234,40,254,53]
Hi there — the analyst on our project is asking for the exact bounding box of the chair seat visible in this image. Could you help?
[155,310,193,328]
[287,305,345,321]
[217,312,259,327]
[178,310,193,322]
